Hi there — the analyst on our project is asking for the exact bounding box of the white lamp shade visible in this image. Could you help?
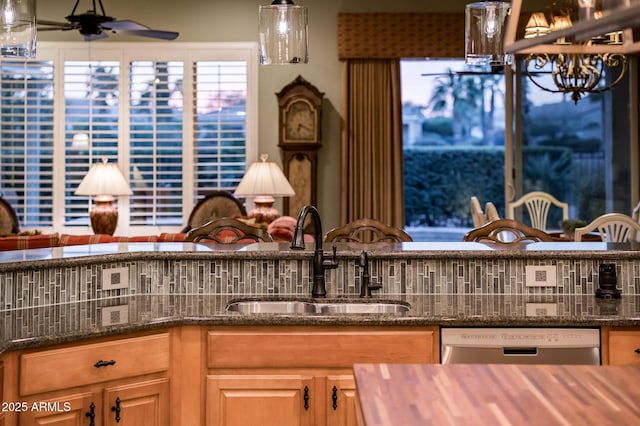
[234,154,295,197]
[75,158,133,196]
[259,1,308,65]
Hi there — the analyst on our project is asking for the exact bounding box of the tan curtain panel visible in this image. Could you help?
[337,13,464,59]
[340,59,404,228]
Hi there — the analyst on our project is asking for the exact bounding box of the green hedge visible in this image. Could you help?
[403,146,573,227]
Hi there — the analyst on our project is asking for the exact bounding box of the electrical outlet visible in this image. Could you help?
[101,305,129,326]
[102,267,129,290]
[525,265,557,287]
[525,303,558,317]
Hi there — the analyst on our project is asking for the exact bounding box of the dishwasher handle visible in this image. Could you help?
[503,347,538,356]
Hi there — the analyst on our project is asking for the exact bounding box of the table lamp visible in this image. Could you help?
[234,154,295,224]
[75,158,132,235]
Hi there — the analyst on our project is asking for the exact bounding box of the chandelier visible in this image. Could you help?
[523,9,627,103]
[503,0,640,104]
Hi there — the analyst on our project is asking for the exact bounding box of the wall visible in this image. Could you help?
[37,0,477,231]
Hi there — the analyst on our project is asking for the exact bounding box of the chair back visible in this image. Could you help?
[325,218,412,243]
[183,191,247,232]
[506,191,569,231]
[485,202,500,221]
[184,218,273,243]
[470,196,487,228]
[463,219,554,244]
[0,197,19,236]
[574,213,640,242]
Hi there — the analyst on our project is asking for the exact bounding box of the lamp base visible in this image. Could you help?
[247,196,279,225]
[90,198,119,235]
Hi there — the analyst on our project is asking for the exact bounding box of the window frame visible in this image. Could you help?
[11,41,258,235]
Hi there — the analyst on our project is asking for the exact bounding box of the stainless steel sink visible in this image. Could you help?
[225,300,317,314]
[225,300,410,315]
[316,302,410,314]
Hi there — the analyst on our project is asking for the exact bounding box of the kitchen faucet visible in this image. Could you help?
[290,205,338,298]
[358,251,382,298]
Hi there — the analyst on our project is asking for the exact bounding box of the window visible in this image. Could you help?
[401,58,633,241]
[0,42,258,234]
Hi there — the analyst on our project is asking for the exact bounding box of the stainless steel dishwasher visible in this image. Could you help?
[441,328,601,365]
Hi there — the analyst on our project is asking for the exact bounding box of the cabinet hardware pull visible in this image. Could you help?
[85,402,96,426]
[635,348,640,354]
[111,397,121,423]
[94,359,116,368]
[332,386,338,410]
[303,386,309,411]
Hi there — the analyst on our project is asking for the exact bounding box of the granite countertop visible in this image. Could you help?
[2,241,640,271]
[2,294,639,354]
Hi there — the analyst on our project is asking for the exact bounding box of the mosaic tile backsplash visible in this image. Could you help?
[2,254,640,311]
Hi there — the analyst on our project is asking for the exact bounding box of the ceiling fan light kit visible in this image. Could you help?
[37,0,179,42]
[0,0,37,58]
[259,0,308,65]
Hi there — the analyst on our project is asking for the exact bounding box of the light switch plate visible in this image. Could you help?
[101,305,129,326]
[102,267,129,290]
[525,303,558,317]
[525,265,557,287]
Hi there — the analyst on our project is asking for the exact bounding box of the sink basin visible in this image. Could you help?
[225,300,317,314]
[316,302,410,314]
[225,300,410,315]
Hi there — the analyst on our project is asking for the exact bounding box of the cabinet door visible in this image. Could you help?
[325,375,357,426]
[103,378,170,426]
[206,374,314,426]
[609,330,640,365]
[20,392,98,426]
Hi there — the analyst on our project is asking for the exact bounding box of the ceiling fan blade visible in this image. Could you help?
[102,19,149,31]
[116,29,179,40]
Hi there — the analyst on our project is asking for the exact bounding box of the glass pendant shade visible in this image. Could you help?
[0,0,36,58]
[465,1,512,66]
[259,0,308,65]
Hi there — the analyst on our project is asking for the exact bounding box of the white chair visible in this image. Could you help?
[470,197,500,228]
[574,213,640,242]
[470,196,487,228]
[506,191,569,232]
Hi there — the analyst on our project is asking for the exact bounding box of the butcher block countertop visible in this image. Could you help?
[353,363,640,426]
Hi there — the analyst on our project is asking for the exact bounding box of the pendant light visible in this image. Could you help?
[464,1,512,66]
[259,0,308,65]
[0,0,36,58]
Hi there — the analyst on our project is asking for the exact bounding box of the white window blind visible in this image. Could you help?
[193,61,247,196]
[0,42,257,233]
[64,61,120,226]
[0,61,54,228]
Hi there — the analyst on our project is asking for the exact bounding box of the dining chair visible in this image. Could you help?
[463,219,555,244]
[574,213,640,243]
[184,217,273,243]
[470,196,487,228]
[182,191,248,232]
[506,191,569,232]
[325,218,413,243]
[0,196,19,236]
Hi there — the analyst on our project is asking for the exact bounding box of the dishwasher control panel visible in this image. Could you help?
[440,328,601,365]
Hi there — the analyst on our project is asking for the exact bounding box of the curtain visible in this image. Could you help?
[340,59,404,228]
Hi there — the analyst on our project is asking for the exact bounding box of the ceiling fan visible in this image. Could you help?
[37,0,179,41]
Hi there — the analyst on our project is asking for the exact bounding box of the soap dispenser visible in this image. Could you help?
[596,263,621,299]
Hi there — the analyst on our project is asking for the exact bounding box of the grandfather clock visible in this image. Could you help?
[276,75,324,217]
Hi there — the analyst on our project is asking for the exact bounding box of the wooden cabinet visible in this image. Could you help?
[606,328,640,366]
[205,325,439,426]
[17,332,171,426]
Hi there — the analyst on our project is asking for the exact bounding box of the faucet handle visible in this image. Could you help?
[323,244,339,269]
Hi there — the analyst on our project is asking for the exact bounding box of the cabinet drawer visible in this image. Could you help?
[20,333,170,395]
[208,326,437,368]
[609,330,640,366]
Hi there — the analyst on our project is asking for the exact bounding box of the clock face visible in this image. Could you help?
[284,100,316,142]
